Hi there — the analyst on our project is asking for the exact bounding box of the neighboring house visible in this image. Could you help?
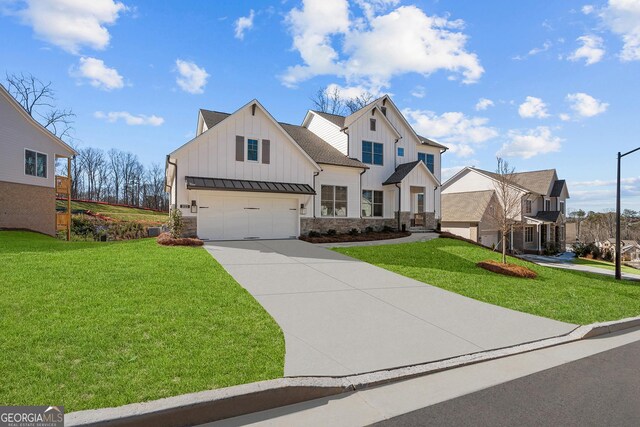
[441,167,569,253]
[597,238,640,261]
[165,96,447,240]
[0,85,76,236]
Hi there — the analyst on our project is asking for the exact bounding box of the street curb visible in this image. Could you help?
[66,316,640,427]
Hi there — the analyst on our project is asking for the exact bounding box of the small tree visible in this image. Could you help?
[569,209,586,241]
[486,158,523,264]
[168,208,184,239]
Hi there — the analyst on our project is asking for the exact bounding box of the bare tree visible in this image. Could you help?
[487,158,524,264]
[345,92,375,114]
[310,86,345,115]
[569,209,586,241]
[5,72,75,139]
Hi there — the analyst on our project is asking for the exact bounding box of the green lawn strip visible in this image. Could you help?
[0,231,284,412]
[334,238,640,325]
[56,200,168,223]
[573,257,639,275]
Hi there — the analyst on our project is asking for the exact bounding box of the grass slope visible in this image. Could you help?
[0,231,284,412]
[334,238,640,325]
[574,257,639,275]
[57,200,168,224]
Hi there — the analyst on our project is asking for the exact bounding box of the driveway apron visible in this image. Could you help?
[204,240,576,376]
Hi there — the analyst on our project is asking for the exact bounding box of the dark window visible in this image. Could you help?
[321,185,348,217]
[545,199,551,211]
[525,200,532,213]
[525,226,534,243]
[247,139,258,161]
[362,141,383,165]
[362,190,383,217]
[370,118,376,131]
[381,106,387,116]
[25,149,46,178]
[418,152,434,173]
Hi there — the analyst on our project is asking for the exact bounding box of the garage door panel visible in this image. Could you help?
[197,193,298,240]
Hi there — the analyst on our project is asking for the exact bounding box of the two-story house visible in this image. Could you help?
[441,167,569,253]
[0,84,76,236]
[164,95,447,240]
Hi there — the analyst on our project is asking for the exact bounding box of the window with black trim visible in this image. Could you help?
[25,149,47,178]
[525,200,532,213]
[418,152,434,173]
[362,141,383,165]
[362,190,383,217]
[321,185,348,217]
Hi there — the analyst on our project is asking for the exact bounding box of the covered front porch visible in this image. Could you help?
[521,213,565,254]
[383,160,440,231]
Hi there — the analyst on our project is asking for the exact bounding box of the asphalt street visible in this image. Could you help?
[373,340,640,427]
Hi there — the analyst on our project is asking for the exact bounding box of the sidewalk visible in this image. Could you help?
[520,254,640,281]
[205,326,640,426]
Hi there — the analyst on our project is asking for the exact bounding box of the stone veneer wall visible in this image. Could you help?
[300,211,437,235]
[182,216,197,238]
[0,180,55,236]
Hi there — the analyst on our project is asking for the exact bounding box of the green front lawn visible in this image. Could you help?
[334,238,640,325]
[574,257,639,275]
[57,200,168,224]
[0,231,284,412]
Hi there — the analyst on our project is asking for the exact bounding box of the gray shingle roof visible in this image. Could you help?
[198,109,366,169]
[550,179,566,197]
[472,167,558,195]
[312,111,346,128]
[200,110,230,128]
[279,123,366,168]
[441,190,495,222]
[528,211,562,223]
[382,161,421,185]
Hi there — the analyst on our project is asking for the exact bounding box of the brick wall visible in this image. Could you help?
[0,180,55,236]
[182,216,197,237]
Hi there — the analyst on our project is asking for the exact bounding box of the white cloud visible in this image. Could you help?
[94,111,164,126]
[568,35,605,65]
[403,108,498,157]
[326,82,377,99]
[528,40,552,56]
[518,96,549,118]
[582,5,595,14]
[71,57,124,90]
[411,85,426,98]
[600,0,640,61]
[559,113,571,121]
[498,127,563,159]
[234,9,255,40]
[566,92,608,117]
[475,98,494,111]
[282,1,483,91]
[6,0,126,54]
[175,59,209,94]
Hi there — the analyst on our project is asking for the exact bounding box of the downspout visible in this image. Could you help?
[312,171,320,218]
[167,156,178,210]
[340,127,350,157]
[394,138,400,169]
[359,168,367,218]
[395,183,402,231]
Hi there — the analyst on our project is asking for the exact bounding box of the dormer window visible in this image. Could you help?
[545,199,550,211]
[370,118,376,131]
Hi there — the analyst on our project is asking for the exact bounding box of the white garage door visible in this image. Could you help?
[197,193,298,240]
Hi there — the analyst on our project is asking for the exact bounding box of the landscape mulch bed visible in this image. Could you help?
[300,231,411,244]
[477,259,537,279]
[157,232,204,247]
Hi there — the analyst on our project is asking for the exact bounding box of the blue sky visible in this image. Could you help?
[1,0,639,212]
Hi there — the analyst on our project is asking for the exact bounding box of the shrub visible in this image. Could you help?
[603,250,613,262]
[326,229,337,236]
[168,208,184,238]
[109,222,146,240]
[308,230,321,238]
[590,244,601,259]
[157,232,203,246]
[382,225,394,233]
[348,228,359,236]
[365,226,374,234]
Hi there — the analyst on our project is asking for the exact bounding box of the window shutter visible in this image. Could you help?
[236,136,244,161]
[262,139,270,164]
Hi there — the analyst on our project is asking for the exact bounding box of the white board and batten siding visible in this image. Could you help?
[171,104,318,217]
[0,88,74,188]
[314,164,361,218]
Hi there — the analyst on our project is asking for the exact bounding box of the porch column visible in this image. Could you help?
[537,224,541,253]
[423,186,428,212]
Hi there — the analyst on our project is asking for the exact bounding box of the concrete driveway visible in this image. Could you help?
[204,240,576,377]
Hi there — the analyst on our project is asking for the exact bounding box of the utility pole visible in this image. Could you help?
[616,147,640,280]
